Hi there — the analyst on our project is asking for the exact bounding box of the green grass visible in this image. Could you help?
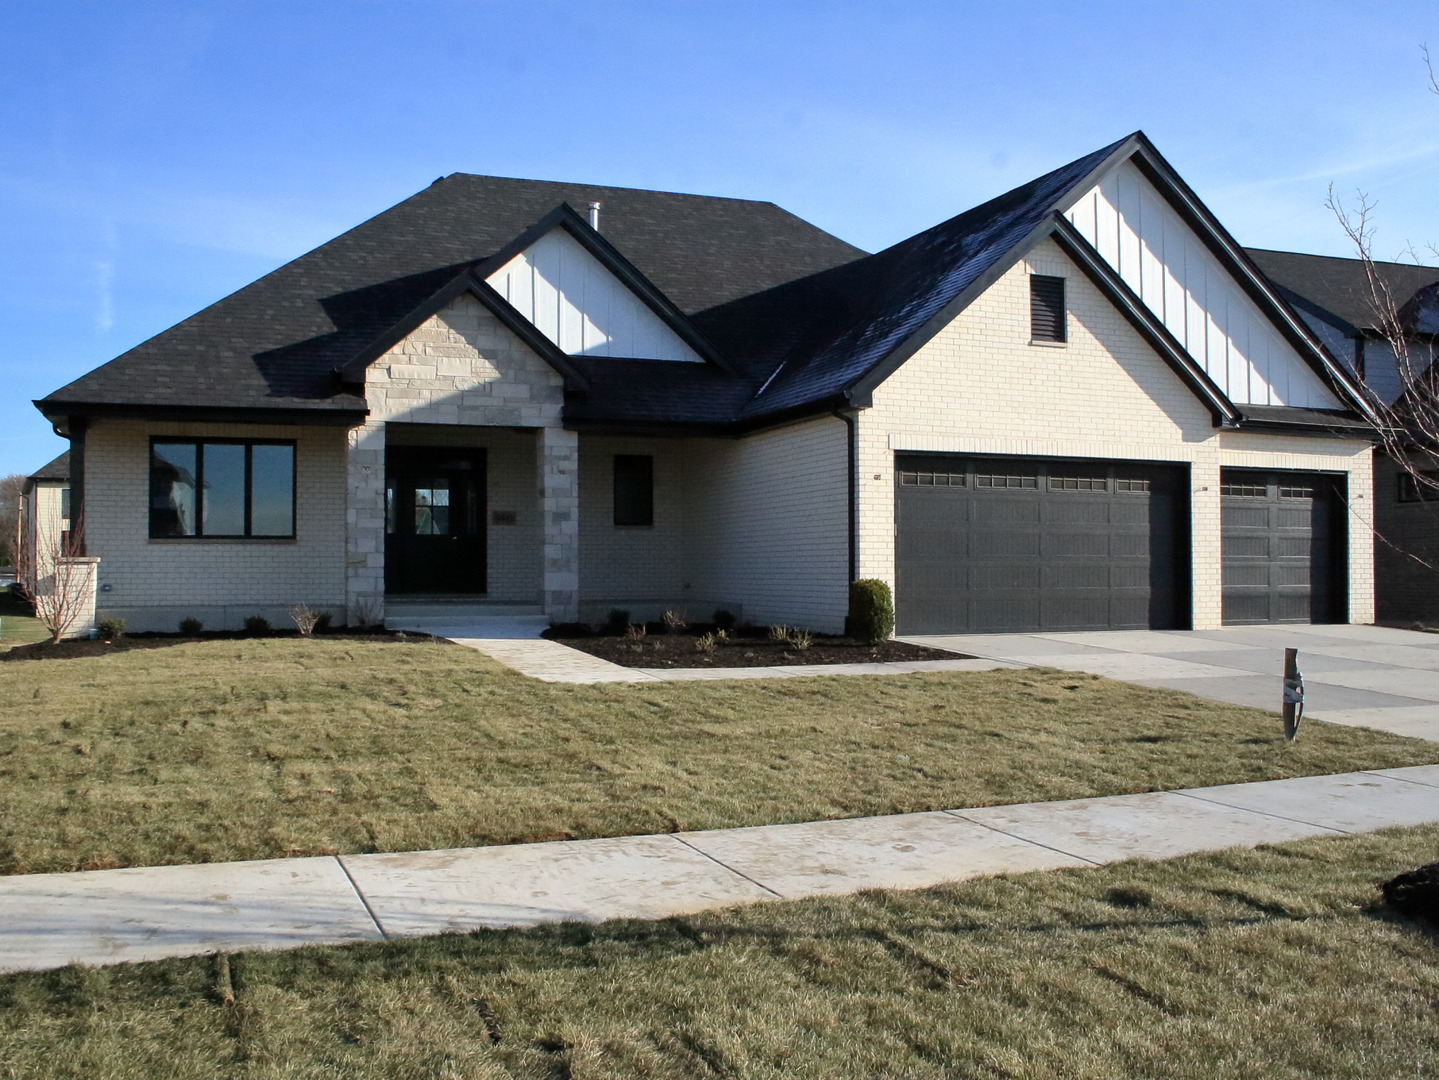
[2,826,1437,1078]
[2,637,1437,876]
[0,593,47,650]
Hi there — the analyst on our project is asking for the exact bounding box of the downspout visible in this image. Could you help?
[831,407,858,583]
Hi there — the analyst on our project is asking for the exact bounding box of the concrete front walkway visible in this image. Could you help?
[906,624,1439,743]
[4,765,1438,974]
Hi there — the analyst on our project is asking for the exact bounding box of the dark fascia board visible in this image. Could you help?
[1051,218,1240,426]
[34,400,368,427]
[563,392,852,439]
[1125,138,1380,424]
[475,203,736,374]
[337,269,591,394]
[1230,415,1379,440]
[1273,283,1363,339]
[844,135,1147,405]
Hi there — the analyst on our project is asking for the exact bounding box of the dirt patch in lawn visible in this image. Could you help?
[546,627,968,667]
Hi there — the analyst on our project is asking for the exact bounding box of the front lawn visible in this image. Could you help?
[1,825,1437,1078]
[1,637,1437,875]
[0,592,47,651]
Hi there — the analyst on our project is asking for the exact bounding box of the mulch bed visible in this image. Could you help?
[546,627,969,668]
[0,627,436,662]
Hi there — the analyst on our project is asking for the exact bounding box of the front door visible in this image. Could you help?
[385,448,487,594]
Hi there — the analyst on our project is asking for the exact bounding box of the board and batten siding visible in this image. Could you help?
[486,229,703,362]
[1065,160,1341,409]
[682,418,850,633]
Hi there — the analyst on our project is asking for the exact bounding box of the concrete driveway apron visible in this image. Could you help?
[902,624,1439,742]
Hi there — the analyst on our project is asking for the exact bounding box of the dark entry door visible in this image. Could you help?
[894,454,1189,634]
[385,448,487,595]
[1221,469,1345,624]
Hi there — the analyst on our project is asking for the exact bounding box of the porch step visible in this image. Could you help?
[385,612,550,640]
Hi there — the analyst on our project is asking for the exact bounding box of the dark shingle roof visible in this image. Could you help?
[39,175,865,415]
[1245,248,1439,334]
[27,450,69,482]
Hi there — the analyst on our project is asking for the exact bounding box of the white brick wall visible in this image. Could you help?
[859,238,1375,629]
[682,418,850,632]
[86,418,347,632]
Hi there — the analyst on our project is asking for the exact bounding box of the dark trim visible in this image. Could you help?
[1050,218,1240,425]
[35,401,367,427]
[474,203,734,373]
[69,417,87,555]
[336,270,591,392]
[832,409,858,583]
[1126,140,1378,423]
[1229,417,1378,439]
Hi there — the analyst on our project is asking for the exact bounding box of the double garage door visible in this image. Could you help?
[894,455,1345,634]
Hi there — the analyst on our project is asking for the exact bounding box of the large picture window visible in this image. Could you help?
[150,439,296,538]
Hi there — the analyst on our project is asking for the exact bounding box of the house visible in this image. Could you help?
[34,132,1380,636]
[15,451,71,598]
[1247,248,1439,625]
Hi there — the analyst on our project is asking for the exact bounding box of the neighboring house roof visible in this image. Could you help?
[22,451,69,495]
[37,135,1375,435]
[1246,248,1439,336]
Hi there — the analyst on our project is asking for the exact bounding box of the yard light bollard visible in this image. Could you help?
[1282,647,1304,742]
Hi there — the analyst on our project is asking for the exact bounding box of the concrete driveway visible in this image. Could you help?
[903,624,1439,743]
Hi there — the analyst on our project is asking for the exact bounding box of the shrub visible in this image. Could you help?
[98,618,125,642]
[624,622,647,641]
[713,628,730,644]
[179,617,203,636]
[768,624,792,643]
[290,604,320,636]
[790,629,814,651]
[847,579,894,643]
[662,609,687,633]
[604,609,630,636]
[695,631,718,655]
[712,609,737,632]
[314,612,334,633]
[243,615,271,635]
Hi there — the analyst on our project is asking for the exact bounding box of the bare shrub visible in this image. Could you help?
[790,629,814,651]
[290,604,321,636]
[695,632,718,655]
[662,609,687,633]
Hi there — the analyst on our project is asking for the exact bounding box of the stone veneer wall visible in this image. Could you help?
[349,292,574,622]
[858,237,1375,630]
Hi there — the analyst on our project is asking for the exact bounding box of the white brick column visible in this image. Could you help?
[539,426,579,621]
[346,420,386,625]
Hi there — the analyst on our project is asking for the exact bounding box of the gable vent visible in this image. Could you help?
[1030,274,1066,343]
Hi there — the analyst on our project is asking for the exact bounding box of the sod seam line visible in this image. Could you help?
[335,856,390,940]
[667,835,786,899]
[941,811,1105,866]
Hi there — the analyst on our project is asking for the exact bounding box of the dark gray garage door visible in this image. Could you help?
[1221,469,1346,624]
[895,455,1189,635]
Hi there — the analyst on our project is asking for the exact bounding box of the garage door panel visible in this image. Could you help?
[895,454,1188,634]
[1221,470,1345,625]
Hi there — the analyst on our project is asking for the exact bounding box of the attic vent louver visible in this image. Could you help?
[588,201,601,230]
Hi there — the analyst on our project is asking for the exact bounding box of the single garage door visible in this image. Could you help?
[895,454,1189,634]
[1221,469,1346,624]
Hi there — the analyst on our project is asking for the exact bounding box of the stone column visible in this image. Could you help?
[346,421,387,626]
[538,426,579,621]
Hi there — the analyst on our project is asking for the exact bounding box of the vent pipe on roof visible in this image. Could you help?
[588,201,601,231]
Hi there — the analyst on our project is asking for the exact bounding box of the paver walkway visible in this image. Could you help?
[4,764,1437,974]
[906,624,1439,743]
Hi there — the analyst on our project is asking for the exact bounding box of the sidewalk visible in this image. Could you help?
[4,764,1437,975]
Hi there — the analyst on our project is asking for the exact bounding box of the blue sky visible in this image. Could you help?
[2,0,1437,476]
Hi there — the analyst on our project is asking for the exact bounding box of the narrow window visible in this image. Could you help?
[1397,470,1439,503]
[1030,274,1066,343]
[613,455,654,527]
[149,439,296,538]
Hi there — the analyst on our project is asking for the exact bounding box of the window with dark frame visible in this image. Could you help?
[149,438,296,538]
[1030,274,1066,343]
[613,454,654,527]
[1397,469,1439,504]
